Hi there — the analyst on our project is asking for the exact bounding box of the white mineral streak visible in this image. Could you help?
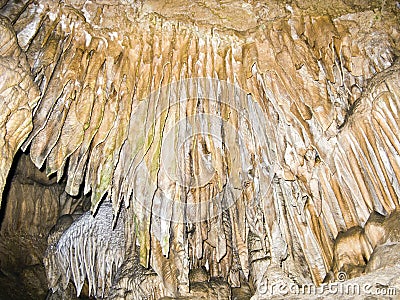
[14,3,45,50]
[44,202,125,298]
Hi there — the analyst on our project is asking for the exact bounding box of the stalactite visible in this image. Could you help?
[44,202,125,298]
[0,0,400,298]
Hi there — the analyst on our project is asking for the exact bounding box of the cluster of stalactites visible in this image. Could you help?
[44,202,125,298]
[0,0,399,291]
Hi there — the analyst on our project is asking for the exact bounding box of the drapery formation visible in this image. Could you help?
[44,202,125,298]
[0,0,400,297]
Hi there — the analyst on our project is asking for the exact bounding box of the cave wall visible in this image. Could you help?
[0,151,91,299]
[0,0,399,299]
[0,13,38,204]
[0,153,64,299]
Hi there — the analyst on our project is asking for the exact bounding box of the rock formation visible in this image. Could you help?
[44,201,125,298]
[0,0,399,299]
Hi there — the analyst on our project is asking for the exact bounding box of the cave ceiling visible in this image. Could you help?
[0,0,400,298]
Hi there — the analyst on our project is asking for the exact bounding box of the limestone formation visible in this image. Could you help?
[332,226,372,278]
[0,0,399,299]
[44,202,125,298]
[0,15,39,205]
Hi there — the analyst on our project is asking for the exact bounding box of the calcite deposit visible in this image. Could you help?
[0,14,39,204]
[0,0,399,299]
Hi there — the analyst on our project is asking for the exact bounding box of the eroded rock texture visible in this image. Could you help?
[0,0,399,299]
[0,152,88,299]
[0,15,38,203]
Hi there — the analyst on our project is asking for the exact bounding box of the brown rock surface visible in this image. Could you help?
[0,15,38,205]
[0,0,399,299]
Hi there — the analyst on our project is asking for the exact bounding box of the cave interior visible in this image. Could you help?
[0,0,400,299]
